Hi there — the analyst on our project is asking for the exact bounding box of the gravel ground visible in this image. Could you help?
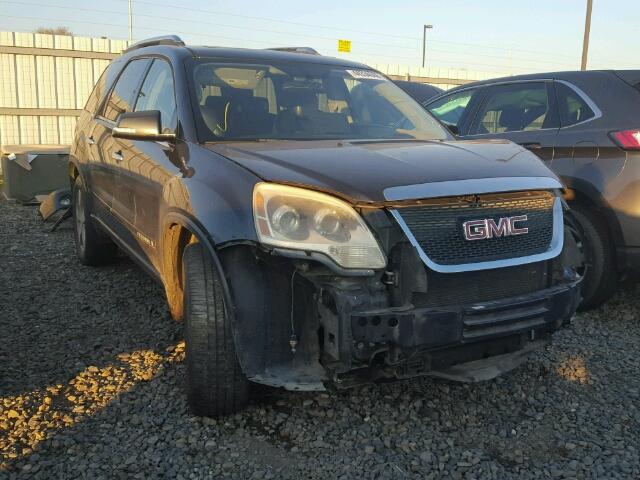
[1,198,639,480]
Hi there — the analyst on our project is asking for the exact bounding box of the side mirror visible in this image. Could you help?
[112,110,176,142]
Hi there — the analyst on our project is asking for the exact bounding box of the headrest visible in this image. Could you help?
[498,105,524,131]
[246,96,269,113]
[204,96,226,112]
[280,88,317,108]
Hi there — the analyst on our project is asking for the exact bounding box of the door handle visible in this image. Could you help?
[112,150,124,162]
[520,142,542,150]
[86,135,95,145]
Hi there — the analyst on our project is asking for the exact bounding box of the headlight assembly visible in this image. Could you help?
[253,183,386,270]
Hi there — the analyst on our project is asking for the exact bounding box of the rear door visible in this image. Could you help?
[80,59,122,218]
[551,80,600,168]
[95,57,152,235]
[465,81,559,164]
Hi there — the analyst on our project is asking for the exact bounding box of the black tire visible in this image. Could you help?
[569,203,618,310]
[182,242,249,417]
[72,175,118,266]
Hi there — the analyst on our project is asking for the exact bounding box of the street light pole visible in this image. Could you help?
[422,24,433,68]
[128,0,133,43]
[580,0,593,70]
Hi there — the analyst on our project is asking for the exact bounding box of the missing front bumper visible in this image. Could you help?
[320,280,580,387]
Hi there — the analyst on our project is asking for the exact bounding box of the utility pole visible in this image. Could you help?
[128,0,133,43]
[422,24,433,69]
[580,0,593,70]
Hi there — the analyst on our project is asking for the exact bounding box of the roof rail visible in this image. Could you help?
[266,47,320,55]
[124,35,185,53]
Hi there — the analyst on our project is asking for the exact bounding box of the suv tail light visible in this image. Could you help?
[610,129,640,151]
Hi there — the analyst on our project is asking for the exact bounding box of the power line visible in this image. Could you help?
[3,1,418,50]
[89,0,596,62]
[3,3,585,69]
[4,11,635,71]
[113,0,423,42]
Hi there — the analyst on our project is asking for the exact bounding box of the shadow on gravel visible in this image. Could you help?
[2,201,639,479]
[0,205,181,396]
[0,202,183,467]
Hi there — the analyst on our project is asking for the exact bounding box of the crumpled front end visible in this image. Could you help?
[221,177,582,390]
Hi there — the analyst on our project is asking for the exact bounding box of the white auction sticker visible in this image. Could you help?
[346,69,385,80]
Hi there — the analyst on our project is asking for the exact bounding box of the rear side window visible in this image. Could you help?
[102,58,151,122]
[135,59,177,133]
[555,82,595,127]
[427,89,475,131]
[472,82,553,134]
[83,60,122,115]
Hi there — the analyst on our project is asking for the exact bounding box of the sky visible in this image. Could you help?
[1,0,638,75]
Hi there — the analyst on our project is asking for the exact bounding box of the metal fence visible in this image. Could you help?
[0,31,129,147]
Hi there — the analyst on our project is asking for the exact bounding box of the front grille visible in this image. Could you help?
[412,262,550,308]
[395,191,555,266]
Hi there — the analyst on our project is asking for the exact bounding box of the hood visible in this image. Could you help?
[205,139,560,203]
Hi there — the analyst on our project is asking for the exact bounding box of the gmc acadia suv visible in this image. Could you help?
[70,35,582,417]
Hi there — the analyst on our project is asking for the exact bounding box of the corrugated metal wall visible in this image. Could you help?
[0,31,129,147]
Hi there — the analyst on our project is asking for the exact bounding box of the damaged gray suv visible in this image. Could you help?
[70,36,582,416]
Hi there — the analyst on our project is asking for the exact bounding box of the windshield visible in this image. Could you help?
[190,60,450,142]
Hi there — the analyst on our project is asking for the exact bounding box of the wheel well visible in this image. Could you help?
[163,223,197,290]
[565,188,619,260]
[162,223,197,320]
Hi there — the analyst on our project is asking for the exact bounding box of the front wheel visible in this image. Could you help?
[182,242,249,417]
[569,203,618,310]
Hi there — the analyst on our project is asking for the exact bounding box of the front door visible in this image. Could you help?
[125,58,181,268]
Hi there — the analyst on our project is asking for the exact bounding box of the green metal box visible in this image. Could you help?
[1,145,69,202]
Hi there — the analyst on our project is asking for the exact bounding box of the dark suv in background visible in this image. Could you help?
[70,36,582,417]
[425,71,640,308]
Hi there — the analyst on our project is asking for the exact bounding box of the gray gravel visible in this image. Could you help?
[1,198,639,479]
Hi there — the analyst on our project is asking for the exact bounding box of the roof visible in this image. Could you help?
[121,35,372,69]
[443,69,640,93]
[184,45,370,68]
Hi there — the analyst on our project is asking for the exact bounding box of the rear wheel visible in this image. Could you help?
[182,242,249,417]
[72,175,117,266]
[569,203,618,310]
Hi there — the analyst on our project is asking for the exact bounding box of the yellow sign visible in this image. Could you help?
[338,39,351,53]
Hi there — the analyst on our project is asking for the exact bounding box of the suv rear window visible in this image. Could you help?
[83,60,122,115]
[555,82,595,127]
[190,61,449,142]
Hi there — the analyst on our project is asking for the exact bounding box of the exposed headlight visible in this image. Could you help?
[253,183,386,269]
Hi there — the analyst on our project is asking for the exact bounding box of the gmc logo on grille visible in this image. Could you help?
[462,215,529,241]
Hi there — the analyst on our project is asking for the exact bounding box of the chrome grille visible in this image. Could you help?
[394,191,556,267]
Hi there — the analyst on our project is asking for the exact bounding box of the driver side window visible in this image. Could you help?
[135,59,177,133]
